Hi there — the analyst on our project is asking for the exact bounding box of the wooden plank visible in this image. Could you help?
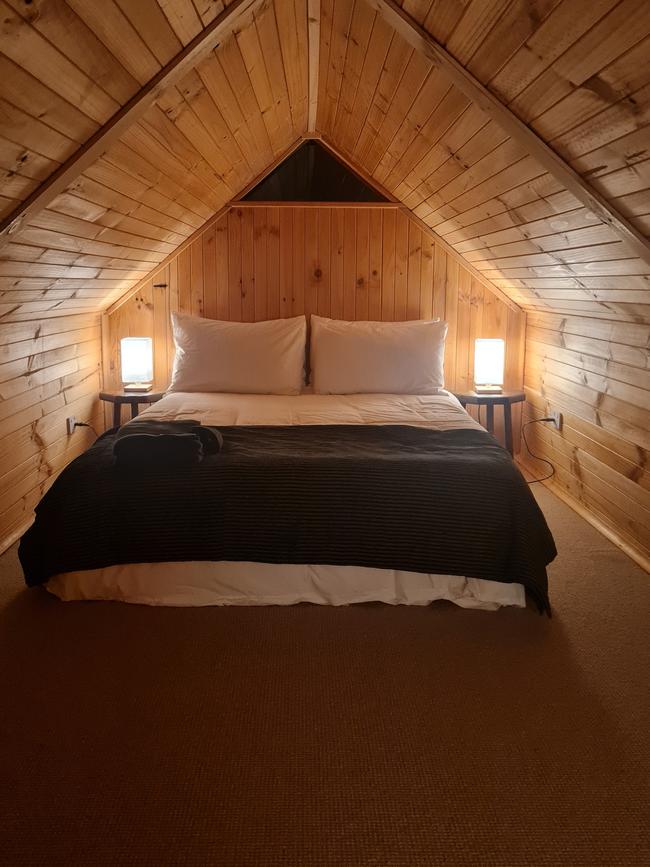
[190,237,204,316]
[291,207,305,316]
[308,0,320,131]
[152,272,169,390]
[304,208,318,318]
[266,206,280,319]
[240,206,255,321]
[202,224,217,319]
[368,209,383,320]
[443,258,458,389]
[393,209,409,319]
[177,246,192,313]
[330,208,345,319]
[355,208,370,320]
[381,208,396,320]
[318,207,331,316]
[432,243,446,320]
[406,220,421,318]
[0,0,263,249]
[215,213,229,319]
[279,208,293,318]
[227,208,243,320]
[275,0,309,136]
[368,0,650,269]
[253,208,268,321]
[342,209,356,320]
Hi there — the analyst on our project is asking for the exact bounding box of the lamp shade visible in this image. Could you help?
[120,337,153,383]
[474,338,505,387]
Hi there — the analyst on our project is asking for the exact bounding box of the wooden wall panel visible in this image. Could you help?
[105,203,526,446]
[0,311,103,552]
[522,312,650,567]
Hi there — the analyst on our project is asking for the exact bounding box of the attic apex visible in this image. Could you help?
[242,141,390,203]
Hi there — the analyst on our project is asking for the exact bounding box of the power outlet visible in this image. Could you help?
[66,416,77,436]
[550,410,562,431]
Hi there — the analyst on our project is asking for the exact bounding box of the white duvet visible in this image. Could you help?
[47,392,526,611]
[134,389,485,432]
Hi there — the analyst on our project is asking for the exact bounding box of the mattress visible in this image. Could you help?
[46,391,527,611]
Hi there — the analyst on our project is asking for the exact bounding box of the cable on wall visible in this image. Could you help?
[522,417,556,484]
[74,421,99,440]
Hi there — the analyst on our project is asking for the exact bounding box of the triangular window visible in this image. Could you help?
[243,141,389,202]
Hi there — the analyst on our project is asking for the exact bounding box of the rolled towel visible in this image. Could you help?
[113,419,223,467]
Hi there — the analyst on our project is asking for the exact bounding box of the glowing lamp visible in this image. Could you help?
[474,338,505,395]
[120,337,153,393]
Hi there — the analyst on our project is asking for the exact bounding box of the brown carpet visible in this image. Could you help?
[0,487,648,867]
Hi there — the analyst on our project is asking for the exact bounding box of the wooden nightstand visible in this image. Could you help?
[99,390,165,428]
[452,390,526,455]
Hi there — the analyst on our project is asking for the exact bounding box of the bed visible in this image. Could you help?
[19,390,556,613]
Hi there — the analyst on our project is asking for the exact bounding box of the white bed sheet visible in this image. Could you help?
[47,391,525,611]
[134,389,486,432]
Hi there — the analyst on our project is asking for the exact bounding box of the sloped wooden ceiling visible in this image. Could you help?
[0,0,308,316]
[0,0,649,323]
[317,0,650,324]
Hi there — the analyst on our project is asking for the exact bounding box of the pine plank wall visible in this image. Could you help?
[0,312,102,550]
[522,315,650,567]
[105,201,526,435]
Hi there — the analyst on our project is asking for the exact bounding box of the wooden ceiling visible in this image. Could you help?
[1,0,650,323]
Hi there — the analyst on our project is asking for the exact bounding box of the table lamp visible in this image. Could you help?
[120,337,153,393]
[474,338,505,394]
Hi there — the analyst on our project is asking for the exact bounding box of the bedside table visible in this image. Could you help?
[99,390,165,428]
[452,390,525,455]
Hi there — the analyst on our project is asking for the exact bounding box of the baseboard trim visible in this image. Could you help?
[517,459,650,575]
[0,517,33,558]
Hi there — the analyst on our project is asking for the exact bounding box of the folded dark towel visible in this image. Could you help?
[113,419,223,467]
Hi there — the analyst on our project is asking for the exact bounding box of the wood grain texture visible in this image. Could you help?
[318,0,650,328]
[0,310,102,551]
[0,0,260,246]
[2,0,650,564]
[104,203,525,448]
[522,311,650,566]
[0,0,308,316]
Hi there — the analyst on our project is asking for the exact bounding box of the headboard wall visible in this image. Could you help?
[104,203,526,447]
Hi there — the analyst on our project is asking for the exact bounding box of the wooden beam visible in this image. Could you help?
[369,0,650,270]
[233,201,400,208]
[0,0,262,253]
[307,0,320,132]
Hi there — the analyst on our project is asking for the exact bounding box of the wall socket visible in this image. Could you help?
[66,416,76,435]
[550,410,562,431]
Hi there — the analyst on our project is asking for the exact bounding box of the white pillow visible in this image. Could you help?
[169,312,306,394]
[310,315,448,395]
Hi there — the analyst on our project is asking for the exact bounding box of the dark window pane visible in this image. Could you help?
[243,141,388,202]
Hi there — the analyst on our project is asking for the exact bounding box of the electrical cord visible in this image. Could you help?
[522,417,556,484]
[74,421,99,439]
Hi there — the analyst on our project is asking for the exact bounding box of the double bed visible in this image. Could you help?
[19,389,556,613]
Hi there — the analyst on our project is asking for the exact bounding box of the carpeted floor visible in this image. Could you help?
[0,486,648,867]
